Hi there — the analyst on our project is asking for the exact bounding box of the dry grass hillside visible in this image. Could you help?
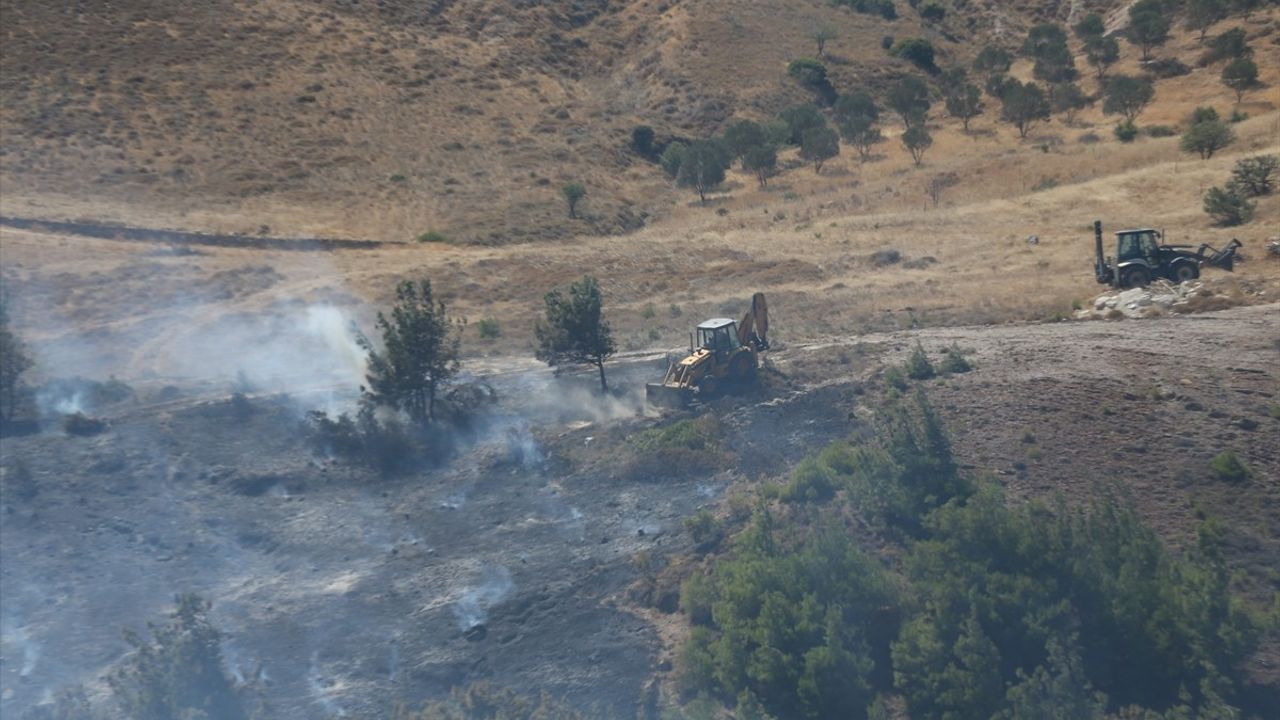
[0,0,1181,244]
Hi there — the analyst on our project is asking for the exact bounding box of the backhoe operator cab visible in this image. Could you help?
[697,318,740,357]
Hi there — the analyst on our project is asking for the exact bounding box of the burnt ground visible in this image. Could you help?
[1,305,1278,718]
[0,357,857,718]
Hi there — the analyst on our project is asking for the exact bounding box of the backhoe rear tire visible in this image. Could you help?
[1121,268,1150,289]
[729,353,756,383]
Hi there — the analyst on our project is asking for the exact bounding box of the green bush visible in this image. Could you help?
[1209,450,1249,482]
[1114,119,1139,142]
[1203,185,1255,226]
[891,38,937,72]
[939,344,972,374]
[1145,124,1176,137]
[1230,154,1278,196]
[904,343,935,380]
[632,125,656,157]
[677,390,1259,719]
[918,1,945,22]
[416,230,449,243]
[476,317,500,339]
[685,509,723,551]
[108,595,251,720]
[787,57,828,87]
[631,416,719,452]
[884,366,908,391]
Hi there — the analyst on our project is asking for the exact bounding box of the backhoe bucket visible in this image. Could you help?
[646,382,692,408]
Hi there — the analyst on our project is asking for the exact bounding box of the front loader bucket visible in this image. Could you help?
[646,382,692,409]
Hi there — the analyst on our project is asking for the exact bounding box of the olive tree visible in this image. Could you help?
[1000,79,1051,138]
[800,126,840,174]
[535,275,617,392]
[676,139,731,203]
[838,114,883,161]
[945,83,984,131]
[742,144,778,187]
[901,125,933,166]
[887,76,932,129]
[1102,75,1155,122]
[1180,110,1235,159]
[1221,58,1259,103]
[359,278,461,424]
[1127,1,1170,60]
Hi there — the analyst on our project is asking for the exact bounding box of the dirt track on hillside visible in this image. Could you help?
[0,305,1277,717]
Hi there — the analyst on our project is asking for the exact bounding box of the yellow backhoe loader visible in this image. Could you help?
[646,293,769,407]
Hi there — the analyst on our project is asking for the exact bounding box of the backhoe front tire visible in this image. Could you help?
[1172,263,1199,283]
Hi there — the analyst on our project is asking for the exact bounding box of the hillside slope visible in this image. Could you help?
[0,0,1140,243]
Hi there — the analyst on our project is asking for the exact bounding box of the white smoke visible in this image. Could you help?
[452,566,513,631]
[0,615,40,678]
[307,651,346,717]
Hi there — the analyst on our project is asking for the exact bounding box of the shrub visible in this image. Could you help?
[1145,124,1177,137]
[1078,132,1102,144]
[63,412,106,436]
[632,125,656,157]
[685,509,723,551]
[1145,58,1190,78]
[787,57,828,87]
[939,344,972,374]
[108,594,250,720]
[1114,119,1139,142]
[884,366,908,391]
[891,38,937,72]
[789,58,836,103]
[416,230,448,243]
[1200,27,1250,65]
[476,317,500,339]
[632,416,719,453]
[881,35,895,51]
[1209,449,1249,482]
[1181,116,1234,159]
[904,343,935,380]
[919,2,945,22]
[561,181,586,219]
[1203,185,1255,226]
[1230,155,1278,196]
